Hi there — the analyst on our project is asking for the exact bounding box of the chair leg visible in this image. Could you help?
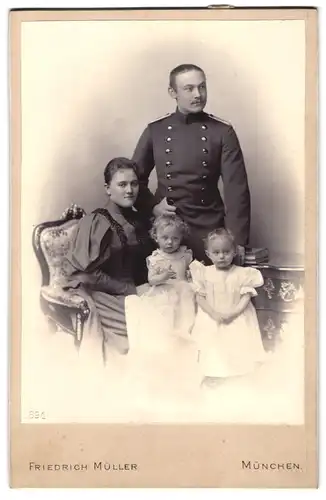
[74,312,84,349]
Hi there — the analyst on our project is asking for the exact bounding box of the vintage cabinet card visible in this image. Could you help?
[10,7,318,488]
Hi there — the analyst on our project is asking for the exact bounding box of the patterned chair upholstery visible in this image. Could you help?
[32,203,90,348]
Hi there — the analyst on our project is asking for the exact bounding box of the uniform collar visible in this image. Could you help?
[174,107,207,124]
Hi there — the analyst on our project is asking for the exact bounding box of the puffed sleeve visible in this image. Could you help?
[221,125,251,246]
[65,213,135,295]
[146,250,166,274]
[189,260,207,296]
[239,267,264,297]
[68,213,111,272]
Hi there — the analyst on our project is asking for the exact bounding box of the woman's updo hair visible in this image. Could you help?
[204,227,237,252]
[150,213,190,241]
[104,157,139,185]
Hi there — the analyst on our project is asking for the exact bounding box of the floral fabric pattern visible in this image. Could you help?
[40,220,79,286]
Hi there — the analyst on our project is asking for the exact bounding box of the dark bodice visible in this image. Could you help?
[63,201,153,293]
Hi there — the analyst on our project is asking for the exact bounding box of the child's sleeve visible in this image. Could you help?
[184,247,194,267]
[146,251,166,277]
[240,267,264,297]
[189,260,207,296]
[183,248,194,281]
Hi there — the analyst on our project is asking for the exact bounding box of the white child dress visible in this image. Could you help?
[129,245,195,336]
[190,260,267,378]
[124,246,201,410]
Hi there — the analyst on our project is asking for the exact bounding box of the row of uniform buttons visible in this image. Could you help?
[166,173,207,179]
[166,176,208,204]
[165,160,208,167]
[165,123,209,205]
[165,136,207,142]
[165,147,208,153]
[167,192,208,204]
[166,124,208,130]
[167,196,207,204]
[167,184,207,190]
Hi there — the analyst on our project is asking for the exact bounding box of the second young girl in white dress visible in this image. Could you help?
[190,228,267,388]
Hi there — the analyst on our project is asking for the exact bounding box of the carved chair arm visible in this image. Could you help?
[41,285,90,318]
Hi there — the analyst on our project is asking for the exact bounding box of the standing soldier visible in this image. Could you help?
[132,63,251,264]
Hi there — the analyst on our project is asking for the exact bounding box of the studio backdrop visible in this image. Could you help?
[20,19,305,333]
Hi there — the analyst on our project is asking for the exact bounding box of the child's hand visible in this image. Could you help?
[211,311,224,323]
[219,315,233,324]
[161,268,177,281]
[185,269,192,282]
[152,268,176,284]
[166,268,177,280]
[214,310,234,324]
[195,291,206,302]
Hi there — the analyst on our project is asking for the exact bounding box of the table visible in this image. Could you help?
[250,254,305,351]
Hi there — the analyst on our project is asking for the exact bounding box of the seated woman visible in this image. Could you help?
[62,157,154,362]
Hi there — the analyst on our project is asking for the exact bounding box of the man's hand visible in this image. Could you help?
[153,197,176,217]
[236,245,246,266]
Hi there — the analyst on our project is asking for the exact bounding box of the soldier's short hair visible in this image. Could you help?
[204,228,236,252]
[150,213,190,241]
[169,64,206,90]
[104,157,139,185]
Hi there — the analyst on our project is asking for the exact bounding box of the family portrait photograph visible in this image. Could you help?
[9,6,318,489]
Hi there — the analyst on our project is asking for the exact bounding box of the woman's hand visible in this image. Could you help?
[124,283,138,296]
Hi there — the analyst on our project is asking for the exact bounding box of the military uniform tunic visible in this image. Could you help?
[132,108,251,262]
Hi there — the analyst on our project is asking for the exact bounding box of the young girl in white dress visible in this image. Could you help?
[124,214,201,412]
[144,213,196,336]
[190,228,267,388]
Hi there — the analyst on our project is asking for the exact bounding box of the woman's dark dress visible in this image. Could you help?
[63,199,152,355]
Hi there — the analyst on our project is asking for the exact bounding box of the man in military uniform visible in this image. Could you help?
[132,63,251,264]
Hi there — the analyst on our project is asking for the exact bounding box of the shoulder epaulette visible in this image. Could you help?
[208,113,231,126]
[149,112,173,124]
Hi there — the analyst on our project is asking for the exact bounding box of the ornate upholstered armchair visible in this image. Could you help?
[32,203,90,348]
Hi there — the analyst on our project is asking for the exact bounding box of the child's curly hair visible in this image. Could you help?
[204,227,237,252]
[150,213,190,241]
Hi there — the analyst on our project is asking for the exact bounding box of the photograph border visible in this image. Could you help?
[10,7,318,488]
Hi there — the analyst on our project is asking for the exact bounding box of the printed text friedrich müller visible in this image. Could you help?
[29,462,138,472]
